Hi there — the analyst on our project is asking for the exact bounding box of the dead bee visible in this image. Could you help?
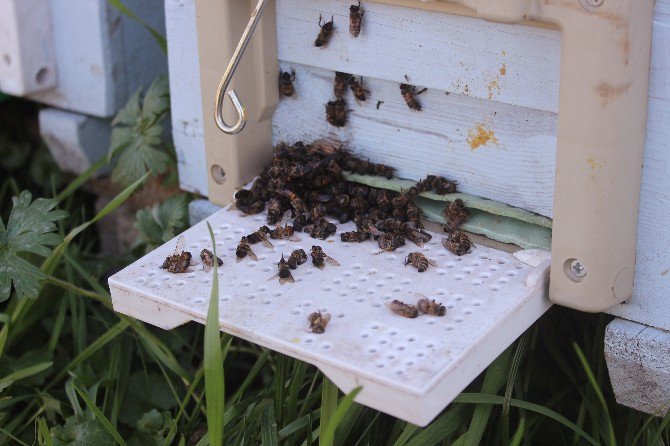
[417,295,446,316]
[311,245,340,269]
[266,198,287,225]
[236,199,265,215]
[406,203,422,228]
[270,255,295,285]
[349,0,364,37]
[287,249,308,269]
[308,311,331,334]
[161,235,192,274]
[415,174,457,195]
[348,76,369,102]
[404,227,432,247]
[376,100,384,110]
[308,220,337,240]
[340,230,370,243]
[246,226,274,249]
[442,230,473,256]
[404,252,437,272]
[200,249,223,273]
[325,99,350,127]
[277,189,308,216]
[400,84,427,111]
[236,237,259,262]
[443,198,469,232]
[314,14,335,48]
[334,71,352,99]
[377,232,406,252]
[279,68,296,97]
[269,224,301,242]
[388,300,418,318]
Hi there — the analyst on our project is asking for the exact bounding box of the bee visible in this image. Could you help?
[349,0,364,37]
[161,235,192,274]
[200,248,223,273]
[311,245,340,269]
[442,230,473,256]
[348,76,369,102]
[415,174,457,195]
[308,220,337,240]
[279,68,296,97]
[269,224,301,242]
[267,198,287,225]
[400,84,427,111]
[308,311,331,334]
[417,294,446,316]
[287,249,308,269]
[246,226,274,249]
[236,237,258,262]
[292,214,310,232]
[277,189,308,216]
[406,203,422,228]
[314,14,335,48]
[377,233,406,252]
[404,227,432,247]
[340,230,369,243]
[388,300,418,318]
[334,71,352,99]
[443,198,469,232]
[325,99,350,127]
[236,200,265,215]
[404,252,437,272]
[270,255,295,285]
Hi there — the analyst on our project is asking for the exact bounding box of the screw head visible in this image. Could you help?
[570,260,587,279]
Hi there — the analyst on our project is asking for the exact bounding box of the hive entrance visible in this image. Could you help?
[109,206,551,425]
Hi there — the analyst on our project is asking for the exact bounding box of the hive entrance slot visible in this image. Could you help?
[109,206,551,425]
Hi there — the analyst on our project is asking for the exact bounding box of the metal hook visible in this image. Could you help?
[214,0,270,135]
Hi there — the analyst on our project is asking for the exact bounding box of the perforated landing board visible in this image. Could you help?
[109,207,552,426]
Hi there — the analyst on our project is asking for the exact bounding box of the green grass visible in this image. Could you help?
[2,87,669,446]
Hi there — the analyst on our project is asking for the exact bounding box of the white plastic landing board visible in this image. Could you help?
[109,207,552,426]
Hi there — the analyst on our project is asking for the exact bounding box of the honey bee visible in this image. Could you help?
[311,245,340,269]
[334,71,352,99]
[287,249,308,269]
[269,224,301,242]
[200,249,223,273]
[308,220,337,240]
[416,294,446,316]
[377,233,406,252]
[349,0,364,37]
[406,203,422,228]
[270,255,295,285]
[279,68,296,97]
[388,300,418,318]
[404,252,437,272]
[326,99,350,127]
[161,235,192,274]
[340,230,369,243]
[404,227,432,247]
[442,230,473,256]
[443,198,469,232]
[308,311,331,334]
[277,189,308,216]
[267,198,287,225]
[348,76,369,102]
[314,14,335,48]
[246,226,274,249]
[236,237,258,262]
[415,174,457,196]
[400,84,427,111]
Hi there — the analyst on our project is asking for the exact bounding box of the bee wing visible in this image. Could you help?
[322,313,332,324]
[288,235,302,242]
[414,292,429,300]
[325,255,340,266]
[203,264,212,273]
[279,275,296,285]
[268,274,279,281]
[279,210,293,225]
[315,263,326,270]
[261,238,275,249]
[174,235,185,254]
[247,249,259,261]
[236,256,244,263]
[428,259,438,267]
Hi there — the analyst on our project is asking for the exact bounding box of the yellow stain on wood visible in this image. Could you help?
[487,78,500,100]
[587,157,604,170]
[467,123,499,150]
[291,337,301,344]
[499,63,507,76]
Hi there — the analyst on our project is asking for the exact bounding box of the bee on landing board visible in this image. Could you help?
[376,232,406,253]
[416,294,446,316]
[388,299,419,318]
[400,83,428,111]
[311,245,340,269]
[340,230,370,243]
[349,1,364,37]
[200,249,223,273]
[278,68,296,97]
[287,249,308,269]
[442,230,474,256]
[161,235,193,274]
[325,99,350,127]
[348,76,370,103]
[270,255,295,285]
[246,226,275,249]
[334,71,352,99]
[236,237,258,262]
[308,311,331,334]
[405,252,438,273]
[443,198,470,232]
[314,14,335,48]
[269,224,301,242]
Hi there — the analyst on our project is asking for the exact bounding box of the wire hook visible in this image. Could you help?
[214,0,270,134]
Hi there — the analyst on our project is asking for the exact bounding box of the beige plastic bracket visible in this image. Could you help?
[195,0,655,312]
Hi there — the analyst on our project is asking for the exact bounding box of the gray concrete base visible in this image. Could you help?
[605,318,670,416]
[189,199,223,226]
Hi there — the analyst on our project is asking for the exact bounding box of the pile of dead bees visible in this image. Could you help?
[234,141,473,262]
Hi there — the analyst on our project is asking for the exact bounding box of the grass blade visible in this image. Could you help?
[390,423,419,446]
[261,402,279,446]
[204,222,224,446]
[319,385,362,446]
[319,378,339,446]
[37,418,54,446]
[107,0,167,53]
[509,418,526,446]
[0,362,52,391]
[405,404,469,446]
[73,382,127,446]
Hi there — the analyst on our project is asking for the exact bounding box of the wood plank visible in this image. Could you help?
[273,63,556,217]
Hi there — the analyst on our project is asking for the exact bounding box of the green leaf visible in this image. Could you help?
[136,195,190,251]
[73,382,127,446]
[118,371,177,425]
[204,222,225,446]
[0,191,67,301]
[320,386,362,446]
[51,417,117,446]
[128,410,173,446]
[0,361,52,394]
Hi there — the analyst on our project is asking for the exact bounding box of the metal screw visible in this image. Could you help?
[583,0,604,7]
[570,260,587,279]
